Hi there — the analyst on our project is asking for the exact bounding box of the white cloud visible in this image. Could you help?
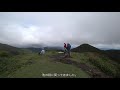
[0,12,120,49]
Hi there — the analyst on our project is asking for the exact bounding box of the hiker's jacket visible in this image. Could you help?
[66,44,71,50]
[64,43,67,48]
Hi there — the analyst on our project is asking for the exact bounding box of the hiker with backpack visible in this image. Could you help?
[66,43,71,57]
[39,48,45,55]
[64,43,71,57]
[64,43,67,55]
[40,49,45,55]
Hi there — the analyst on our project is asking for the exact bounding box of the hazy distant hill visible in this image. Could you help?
[71,44,103,53]
[26,47,42,52]
[0,43,22,56]
[0,43,19,51]
[72,43,120,64]
[26,46,63,53]
[44,46,63,51]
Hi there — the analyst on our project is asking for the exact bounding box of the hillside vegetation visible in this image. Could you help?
[0,43,120,78]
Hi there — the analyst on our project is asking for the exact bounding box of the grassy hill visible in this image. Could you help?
[105,50,120,64]
[7,52,90,78]
[0,43,33,77]
[71,44,120,77]
[0,43,22,57]
[72,52,120,77]
[0,43,89,78]
[0,43,31,57]
[72,44,120,64]
[71,44,103,53]
[0,43,120,78]
[0,43,19,51]
[0,51,90,78]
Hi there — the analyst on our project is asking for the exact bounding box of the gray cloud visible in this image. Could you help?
[0,12,120,49]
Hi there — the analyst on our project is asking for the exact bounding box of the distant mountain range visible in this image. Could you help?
[0,42,120,64]
[72,44,103,53]
[26,47,42,53]
[0,43,19,51]
[71,43,120,64]
[26,46,63,53]
[0,42,64,52]
[0,43,23,56]
[44,46,63,51]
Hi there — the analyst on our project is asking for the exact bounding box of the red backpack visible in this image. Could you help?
[64,43,67,48]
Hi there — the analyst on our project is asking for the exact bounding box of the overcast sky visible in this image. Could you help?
[0,12,120,49]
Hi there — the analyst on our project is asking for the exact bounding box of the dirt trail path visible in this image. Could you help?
[49,54,111,78]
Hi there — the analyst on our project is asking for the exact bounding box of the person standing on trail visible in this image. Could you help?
[39,48,45,55]
[66,43,71,57]
[40,49,45,55]
[64,43,67,55]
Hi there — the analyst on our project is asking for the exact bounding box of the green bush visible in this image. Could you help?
[10,51,20,55]
[0,51,10,57]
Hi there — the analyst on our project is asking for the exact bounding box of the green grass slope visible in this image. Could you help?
[0,51,89,78]
[71,52,120,78]
[0,43,119,78]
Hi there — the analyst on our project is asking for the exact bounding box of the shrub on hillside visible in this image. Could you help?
[10,51,20,55]
[0,51,11,57]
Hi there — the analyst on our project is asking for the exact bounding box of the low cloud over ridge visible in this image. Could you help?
[0,12,120,49]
